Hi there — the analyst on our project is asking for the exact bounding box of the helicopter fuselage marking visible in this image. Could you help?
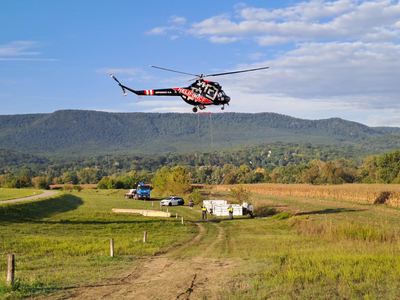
[145,90,154,95]
[173,88,213,104]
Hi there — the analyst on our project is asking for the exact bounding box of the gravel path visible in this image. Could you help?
[0,190,59,204]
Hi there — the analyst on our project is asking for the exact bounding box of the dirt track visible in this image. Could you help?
[0,190,58,204]
[63,221,236,300]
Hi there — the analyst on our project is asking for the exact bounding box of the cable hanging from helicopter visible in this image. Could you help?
[110,65,269,113]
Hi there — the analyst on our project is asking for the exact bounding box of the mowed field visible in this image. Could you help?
[2,185,400,299]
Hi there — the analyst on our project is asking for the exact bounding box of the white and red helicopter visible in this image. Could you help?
[111,65,269,113]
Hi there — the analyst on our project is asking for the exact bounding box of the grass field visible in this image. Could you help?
[0,189,197,299]
[2,186,400,299]
[0,189,43,201]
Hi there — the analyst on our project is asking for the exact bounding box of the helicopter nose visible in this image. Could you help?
[225,96,231,103]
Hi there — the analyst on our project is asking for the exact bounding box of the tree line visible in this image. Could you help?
[2,150,400,189]
[1,142,365,178]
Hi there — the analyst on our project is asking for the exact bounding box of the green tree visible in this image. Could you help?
[237,164,251,183]
[168,166,192,195]
[152,166,170,193]
[77,168,100,184]
[152,166,191,195]
[62,171,78,184]
[224,172,237,184]
[360,155,379,183]
[301,160,325,184]
[377,150,400,183]
[320,161,344,184]
[190,188,203,205]
[229,184,252,202]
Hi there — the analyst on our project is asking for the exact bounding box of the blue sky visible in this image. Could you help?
[1,0,400,127]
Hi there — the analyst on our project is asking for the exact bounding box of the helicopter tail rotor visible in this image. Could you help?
[110,74,127,96]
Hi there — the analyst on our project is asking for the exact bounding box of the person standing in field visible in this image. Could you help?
[228,205,233,219]
[242,200,248,215]
[189,199,194,210]
[201,205,207,220]
[248,202,254,218]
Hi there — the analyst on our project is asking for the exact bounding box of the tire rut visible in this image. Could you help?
[63,216,234,300]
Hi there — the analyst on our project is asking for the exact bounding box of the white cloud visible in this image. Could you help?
[256,35,288,46]
[146,26,173,35]
[0,41,40,56]
[209,36,240,43]
[211,40,400,122]
[125,99,190,113]
[188,1,400,45]
[147,15,186,36]
[248,52,265,60]
[169,15,186,25]
[365,115,400,127]
[0,41,56,62]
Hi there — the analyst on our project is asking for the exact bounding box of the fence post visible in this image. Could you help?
[176,213,178,219]
[7,254,15,286]
[152,201,154,207]
[110,238,114,257]
[143,231,147,243]
[181,216,184,225]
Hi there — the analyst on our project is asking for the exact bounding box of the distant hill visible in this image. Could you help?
[0,110,399,158]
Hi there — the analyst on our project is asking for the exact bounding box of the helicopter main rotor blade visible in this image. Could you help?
[203,66,269,78]
[150,65,200,77]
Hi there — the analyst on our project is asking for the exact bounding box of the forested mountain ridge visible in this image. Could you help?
[0,110,399,158]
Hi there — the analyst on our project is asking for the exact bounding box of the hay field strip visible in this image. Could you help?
[216,183,400,207]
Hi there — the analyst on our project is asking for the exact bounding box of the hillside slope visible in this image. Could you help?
[0,110,398,157]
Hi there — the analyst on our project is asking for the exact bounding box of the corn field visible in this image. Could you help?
[215,184,400,208]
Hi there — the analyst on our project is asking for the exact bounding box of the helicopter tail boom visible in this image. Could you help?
[110,74,181,97]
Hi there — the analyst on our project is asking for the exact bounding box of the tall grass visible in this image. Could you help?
[216,210,400,299]
[291,216,399,242]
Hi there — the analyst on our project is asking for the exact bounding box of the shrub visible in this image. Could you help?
[31,177,50,190]
[97,176,109,189]
[272,212,292,220]
[73,185,82,192]
[63,184,73,191]
[253,205,277,217]
[374,191,391,204]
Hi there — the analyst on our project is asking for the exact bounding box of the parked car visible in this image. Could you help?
[160,196,184,206]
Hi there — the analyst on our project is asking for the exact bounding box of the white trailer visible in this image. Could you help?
[202,200,227,213]
[213,204,243,217]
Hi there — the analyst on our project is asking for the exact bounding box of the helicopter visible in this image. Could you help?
[110,65,269,113]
